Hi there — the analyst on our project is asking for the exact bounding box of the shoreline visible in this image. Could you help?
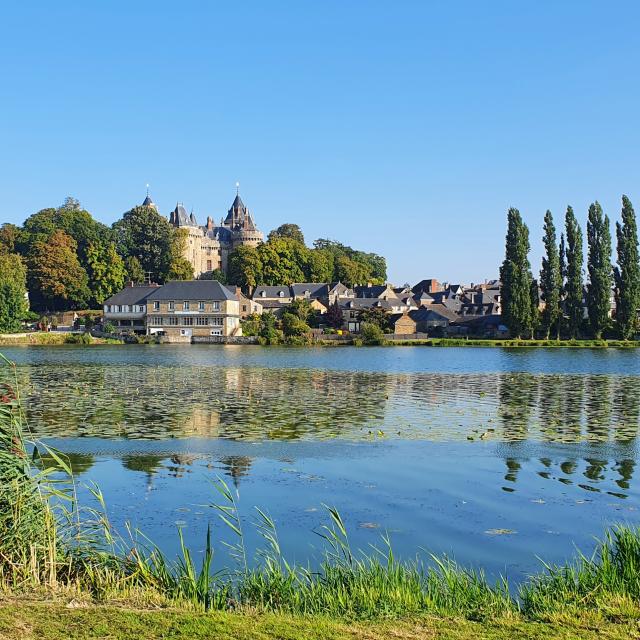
[1,332,639,348]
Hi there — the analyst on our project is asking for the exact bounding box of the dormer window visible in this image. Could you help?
[260,291,266,297]
[304,290,310,297]
[279,291,284,298]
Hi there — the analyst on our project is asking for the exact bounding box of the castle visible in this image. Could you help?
[141,188,264,278]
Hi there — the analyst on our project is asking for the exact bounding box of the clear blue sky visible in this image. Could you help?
[1,1,639,285]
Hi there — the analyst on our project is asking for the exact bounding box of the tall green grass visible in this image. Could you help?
[1,351,639,622]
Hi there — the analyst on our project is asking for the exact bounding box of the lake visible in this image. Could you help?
[2,344,639,582]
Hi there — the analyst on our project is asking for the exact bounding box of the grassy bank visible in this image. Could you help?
[316,336,640,347]
[1,354,640,637]
[1,603,638,640]
[0,332,122,346]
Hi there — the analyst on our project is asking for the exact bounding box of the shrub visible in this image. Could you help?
[361,322,385,345]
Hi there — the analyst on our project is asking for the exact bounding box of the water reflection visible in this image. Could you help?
[8,365,639,444]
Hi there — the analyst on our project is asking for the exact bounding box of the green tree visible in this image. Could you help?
[28,230,90,310]
[529,277,540,339]
[361,322,385,345]
[198,268,227,283]
[564,206,584,338]
[335,255,370,287]
[124,256,145,284]
[0,253,29,332]
[358,307,391,332]
[539,210,562,339]
[289,298,312,323]
[258,312,280,343]
[614,195,640,339]
[268,223,305,245]
[86,242,126,305]
[0,224,19,254]
[500,208,532,338]
[227,245,264,291]
[167,228,194,281]
[281,311,310,337]
[586,201,613,339]
[113,205,173,282]
[305,249,334,282]
[258,237,306,285]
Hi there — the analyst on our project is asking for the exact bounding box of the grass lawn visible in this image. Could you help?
[0,603,638,640]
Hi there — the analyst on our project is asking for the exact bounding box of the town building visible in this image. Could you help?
[141,189,264,278]
[103,284,160,333]
[145,281,241,338]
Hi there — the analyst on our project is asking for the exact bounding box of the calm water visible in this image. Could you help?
[2,345,640,582]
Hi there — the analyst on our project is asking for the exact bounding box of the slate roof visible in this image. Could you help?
[146,281,237,301]
[353,285,393,298]
[104,285,160,306]
[410,304,459,323]
[290,283,329,298]
[253,286,292,299]
[340,298,395,311]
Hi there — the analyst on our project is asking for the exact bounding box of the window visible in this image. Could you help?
[242,305,247,312]
[207,260,212,271]
[279,291,284,298]
[117,305,122,312]
[103,305,108,313]
[123,305,130,313]
[212,301,220,311]
[183,301,190,311]
[149,316,162,325]
[210,317,223,326]
[169,301,175,311]
[183,317,193,326]
[153,301,159,311]
[199,301,205,311]
[168,317,178,326]
[196,316,208,326]
[260,291,266,297]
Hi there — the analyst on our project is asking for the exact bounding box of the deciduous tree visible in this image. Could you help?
[540,210,562,339]
[614,195,640,339]
[28,230,90,310]
[500,208,532,338]
[564,206,584,338]
[586,201,613,339]
[0,253,29,332]
[86,242,126,305]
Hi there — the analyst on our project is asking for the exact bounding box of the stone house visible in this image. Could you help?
[103,284,160,334]
[388,312,417,335]
[236,288,263,319]
[145,281,241,338]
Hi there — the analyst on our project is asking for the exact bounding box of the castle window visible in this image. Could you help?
[199,301,205,311]
[168,317,178,326]
[183,301,190,311]
[183,317,193,326]
[207,260,212,271]
[153,302,159,311]
[196,316,208,326]
[242,305,247,312]
[212,301,220,311]
[169,301,175,310]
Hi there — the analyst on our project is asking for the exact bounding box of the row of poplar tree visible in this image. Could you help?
[500,195,640,340]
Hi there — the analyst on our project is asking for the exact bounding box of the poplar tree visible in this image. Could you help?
[564,207,584,338]
[614,195,640,339]
[500,208,532,338]
[586,201,613,339]
[539,210,562,339]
